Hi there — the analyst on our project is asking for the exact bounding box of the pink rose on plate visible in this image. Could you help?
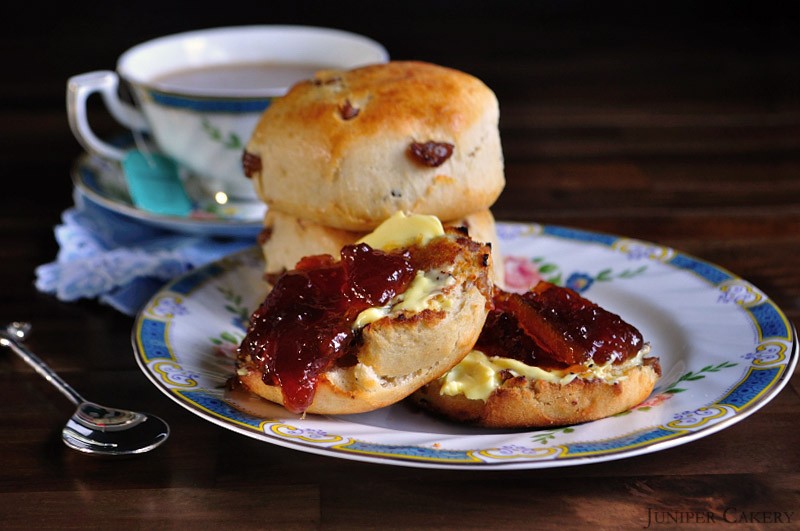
[504,255,544,291]
[634,393,672,410]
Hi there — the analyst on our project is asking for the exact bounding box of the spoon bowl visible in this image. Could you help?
[1,322,169,456]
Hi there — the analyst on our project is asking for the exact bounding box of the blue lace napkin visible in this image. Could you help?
[35,188,256,316]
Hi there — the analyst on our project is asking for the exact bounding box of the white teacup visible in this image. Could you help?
[67,25,388,202]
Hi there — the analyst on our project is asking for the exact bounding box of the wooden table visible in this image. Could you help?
[2,4,798,529]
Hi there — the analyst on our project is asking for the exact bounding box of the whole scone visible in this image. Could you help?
[243,61,505,231]
[259,208,504,286]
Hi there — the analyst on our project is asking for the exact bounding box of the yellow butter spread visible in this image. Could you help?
[353,269,456,329]
[353,212,452,330]
[440,345,651,402]
[357,211,444,251]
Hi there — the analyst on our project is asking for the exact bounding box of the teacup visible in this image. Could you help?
[67,25,388,202]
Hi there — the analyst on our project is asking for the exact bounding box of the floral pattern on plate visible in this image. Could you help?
[133,222,797,469]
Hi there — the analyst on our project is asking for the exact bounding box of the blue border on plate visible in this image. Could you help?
[539,224,793,343]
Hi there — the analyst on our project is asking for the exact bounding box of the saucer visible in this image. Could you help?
[71,151,266,238]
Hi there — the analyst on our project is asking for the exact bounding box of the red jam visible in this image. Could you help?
[477,282,643,369]
[238,243,416,413]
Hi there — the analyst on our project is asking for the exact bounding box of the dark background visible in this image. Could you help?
[5,2,798,174]
[5,0,798,300]
[1,3,798,527]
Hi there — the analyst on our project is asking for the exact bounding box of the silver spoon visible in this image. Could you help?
[0,321,169,456]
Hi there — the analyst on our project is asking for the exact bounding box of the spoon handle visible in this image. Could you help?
[0,328,84,406]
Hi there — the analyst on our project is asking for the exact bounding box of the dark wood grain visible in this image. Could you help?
[1,2,798,529]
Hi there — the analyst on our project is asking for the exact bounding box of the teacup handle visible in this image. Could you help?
[67,71,150,161]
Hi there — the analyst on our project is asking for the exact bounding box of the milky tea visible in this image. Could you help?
[152,61,330,93]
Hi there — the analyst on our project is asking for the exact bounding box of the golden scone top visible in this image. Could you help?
[244,60,505,231]
[253,61,493,149]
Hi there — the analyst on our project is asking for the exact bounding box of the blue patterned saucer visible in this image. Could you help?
[72,151,265,238]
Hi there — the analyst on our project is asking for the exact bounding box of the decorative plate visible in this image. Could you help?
[133,223,797,469]
[71,150,265,238]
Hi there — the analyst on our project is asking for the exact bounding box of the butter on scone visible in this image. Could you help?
[258,208,504,287]
[243,61,505,231]
[235,212,494,415]
[412,282,661,428]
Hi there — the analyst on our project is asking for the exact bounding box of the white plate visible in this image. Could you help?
[133,223,797,469]
[71,150,265,238]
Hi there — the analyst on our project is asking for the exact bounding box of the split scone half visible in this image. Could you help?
[412,282,661,428]
[235,212,494,415]
[258,208,504,287]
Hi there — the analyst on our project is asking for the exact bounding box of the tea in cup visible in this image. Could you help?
[67,25,389,203]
